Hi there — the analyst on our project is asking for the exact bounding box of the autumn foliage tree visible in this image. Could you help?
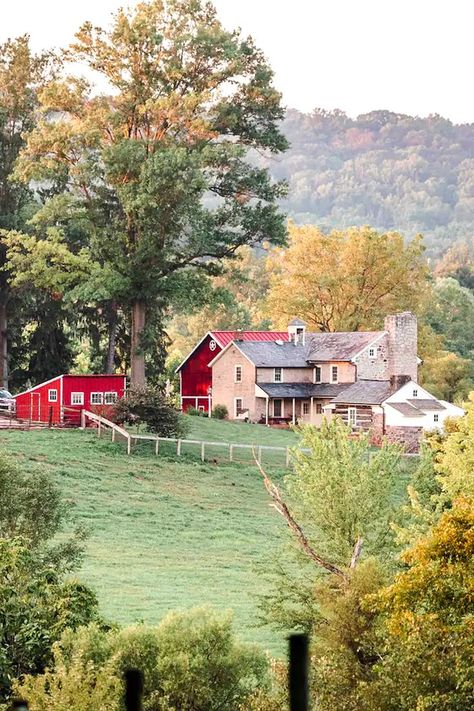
[13,0,287,383]
[265,223,429,331]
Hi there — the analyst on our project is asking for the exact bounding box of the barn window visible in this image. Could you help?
[71,392,84,405]
[331,366,338,383]
[234,365,242,383]
[314,366,322,383]
[234,397,243,416]
[273,367,283,383]
[316,403,322,414]
[90,392,103,405]
[104,392,117,405]
[48,389,58,402]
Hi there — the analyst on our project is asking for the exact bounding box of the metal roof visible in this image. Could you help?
[407,399,446,411]
[257,382,348,398]
[213,331,289,347]
[386,402,425,417]
[331,380,392,405]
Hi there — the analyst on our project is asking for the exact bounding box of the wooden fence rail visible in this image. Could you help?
[80,410,299,468]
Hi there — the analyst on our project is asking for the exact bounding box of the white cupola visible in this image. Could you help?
[288,318,307,346]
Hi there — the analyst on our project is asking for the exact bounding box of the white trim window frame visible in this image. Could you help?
[90,392,103,405]
[348,406,357,428]
[412,388,418,397]
[434,413,439,423]
[234,397,243,417]
[104,391,118,405]
[331,365,339,384]
[273,367,283,383]
[314,365,322,384]
[71,392,84,406]
[368,347,376,359]
[48,388,58,403]
[234,364,243,383]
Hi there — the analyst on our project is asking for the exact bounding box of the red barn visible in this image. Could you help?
[14,374,127,426]
[176,331,288,413]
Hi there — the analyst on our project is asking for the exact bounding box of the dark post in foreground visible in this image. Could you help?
[289,634,309,711]
[124,669,143,711]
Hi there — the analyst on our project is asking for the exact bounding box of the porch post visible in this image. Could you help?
[292,398,296,425]
[265,397,269,426]
[310,397,313,423]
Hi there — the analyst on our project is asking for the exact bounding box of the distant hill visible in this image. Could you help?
[263,109,474,255]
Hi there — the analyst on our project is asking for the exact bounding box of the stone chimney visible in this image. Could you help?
[288,318,307,346]
[385,312,418,383]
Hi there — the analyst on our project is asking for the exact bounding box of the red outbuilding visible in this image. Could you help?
[176,331,289,413]
[14,374,127,426]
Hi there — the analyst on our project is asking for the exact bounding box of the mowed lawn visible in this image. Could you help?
[0,422,295,654]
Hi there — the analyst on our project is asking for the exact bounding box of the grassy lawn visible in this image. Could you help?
[0,421,417,656]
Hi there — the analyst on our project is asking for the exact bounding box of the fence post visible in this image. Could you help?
[155,438,160,455]
[124,669,143,711]
[98,417,101,438]
[289,634,309,711]
[177,439,181,456]
[286,446,290,468]
[127,434,131,455]
[201,441,205,461]
[80,409,86,429]
[112,427,116,442]
[229,444,233,462]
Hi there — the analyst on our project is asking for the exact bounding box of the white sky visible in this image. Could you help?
[2,0,473,123]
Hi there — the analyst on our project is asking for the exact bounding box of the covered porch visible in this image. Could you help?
[255,382,345,427]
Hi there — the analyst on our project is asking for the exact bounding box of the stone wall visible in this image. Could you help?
[354,334,390,380]
[384,425,422,453]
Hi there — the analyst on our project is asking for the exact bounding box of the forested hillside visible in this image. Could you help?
[265,109,474,255]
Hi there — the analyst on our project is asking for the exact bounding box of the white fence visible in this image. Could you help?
[81,410,295,468]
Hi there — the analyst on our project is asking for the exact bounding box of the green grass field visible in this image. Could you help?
[0,418,416,656]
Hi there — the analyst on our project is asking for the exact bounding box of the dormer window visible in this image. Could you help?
[273,367,283,383]
[331,365,338,383]
[368,347,376,358]
[314,366,322,383]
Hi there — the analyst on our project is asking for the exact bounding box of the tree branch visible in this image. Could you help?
[253,452,347,581]
[349,536,363,569]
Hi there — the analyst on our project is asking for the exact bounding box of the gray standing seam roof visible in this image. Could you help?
[257,383,348,399]
[331,380,392,405]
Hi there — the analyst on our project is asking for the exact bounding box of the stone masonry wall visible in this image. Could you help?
[384,425,422,453]
[354,335,390,380]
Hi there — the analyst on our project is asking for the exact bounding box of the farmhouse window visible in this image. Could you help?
[90,392,103,405]
[314,366,321,383]
[104,392,118,405]
[48,389,58,402]
[273,367,283,383]
[273,399,282,417]
[234,365,243,383]
[434,413,439,423]
[413,389,418,397]
[234,397,243,416]
[71,392,84,405]
[331,366,338,383]
[348,407,357,428]
[302,401,310,415]
[316,403,322,414]
[368,347,376,358]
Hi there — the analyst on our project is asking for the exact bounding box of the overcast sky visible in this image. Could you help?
[2,0,473,123]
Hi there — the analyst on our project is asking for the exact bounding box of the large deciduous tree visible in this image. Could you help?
[15,0,287,383]
[265,223,429,332]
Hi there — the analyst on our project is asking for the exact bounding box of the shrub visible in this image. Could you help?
[212,404,228,420]
[114,385,190,438]
[15,609,270,711]
[187,406,205,417]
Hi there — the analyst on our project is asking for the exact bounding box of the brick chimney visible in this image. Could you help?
[385,312,418,383]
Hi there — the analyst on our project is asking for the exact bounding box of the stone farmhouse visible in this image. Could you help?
[181,312,463,452]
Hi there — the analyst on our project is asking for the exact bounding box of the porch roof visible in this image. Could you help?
[331,379,392,405]
[257,382,348,399]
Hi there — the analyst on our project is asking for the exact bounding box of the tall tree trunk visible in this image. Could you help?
[131,299,146,385]
[105,301,118,374]
[0,295,8,390]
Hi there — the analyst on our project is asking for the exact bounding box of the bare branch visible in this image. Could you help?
[349,536,363,569]
[254,451,347,581]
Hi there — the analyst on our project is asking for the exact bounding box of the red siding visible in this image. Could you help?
[14,374,126,425]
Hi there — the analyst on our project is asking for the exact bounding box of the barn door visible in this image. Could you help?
[30,392,40,421]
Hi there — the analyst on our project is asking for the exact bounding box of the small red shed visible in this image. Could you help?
[176,330,289,413]
[14,374,127,425]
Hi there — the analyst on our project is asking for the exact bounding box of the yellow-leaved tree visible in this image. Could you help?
[265,223,430,331]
